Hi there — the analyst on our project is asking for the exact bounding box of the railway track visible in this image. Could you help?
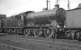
[0,34,81,50]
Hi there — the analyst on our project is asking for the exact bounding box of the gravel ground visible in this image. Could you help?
[0,47,11,50]
[0,34,81,50]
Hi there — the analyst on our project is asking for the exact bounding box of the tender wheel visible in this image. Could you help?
[70,31,75,40]
[76,32,81,41]
[65,30,75,40]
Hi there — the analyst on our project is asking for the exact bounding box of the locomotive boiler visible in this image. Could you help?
[23,8,57,25]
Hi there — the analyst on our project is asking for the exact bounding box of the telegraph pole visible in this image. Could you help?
[46,0,50,10]
[47,0,48,10]
[56,0,59,4]
[68,0,70,9]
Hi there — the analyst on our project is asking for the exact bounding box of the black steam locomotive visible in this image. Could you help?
[0,5,81,41]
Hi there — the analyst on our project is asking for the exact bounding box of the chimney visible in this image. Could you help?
[78,3,81,8]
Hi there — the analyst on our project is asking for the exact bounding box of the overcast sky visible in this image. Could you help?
[0,0,81,17]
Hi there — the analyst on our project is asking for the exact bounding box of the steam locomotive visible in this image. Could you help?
[0,5,81,41]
